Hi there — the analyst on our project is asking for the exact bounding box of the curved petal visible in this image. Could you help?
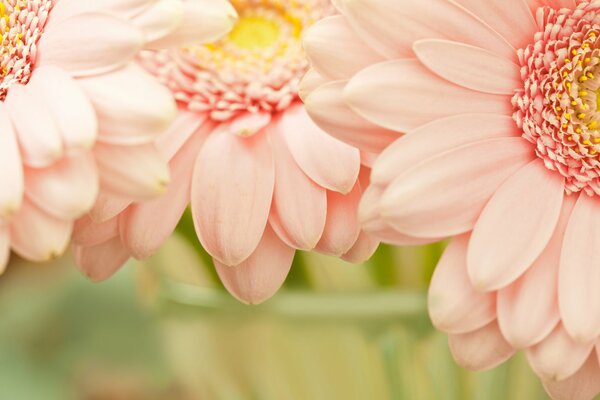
[299,68,328,101]
[341,231,380,264]
[73,216,119,247]
[280,104,360,194]
[132,0,183,43]
[268,126,327,250]
[414,39,521,95]
[542,355,600,400]
[345,59,513,133]
[49,0,154,25]
[527,324,594,382]
[10,200,72,262]
[0,227,9,275]
[467,160,565,291]
[429,234,496,335]
[26,153,99,220]
[89,191,132,223]
[371,114,522,185]
[29,66,97,151]
[303,15,385,80]
[38,13,143,76]
[0,103,23,220]
[192,128,274,266]
[378,138,534,238]
[73,238,130,282]
[215,225,295,305]
[305,81,399,154]
[559,194,600,342]
[448,320,515,371]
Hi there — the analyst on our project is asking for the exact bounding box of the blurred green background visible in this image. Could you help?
[0,232,557,400]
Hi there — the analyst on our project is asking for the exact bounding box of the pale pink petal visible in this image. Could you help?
[451,0,537,49]
[132,0,183,43]
[94,142,170,201]
[528,0,576,14]
[25,153,99,220]
[9,199,72,262]
[527,324,594,381]
[305,81,399,153]
[89,191,132,223]
[215,226,295,305]
[429,234,496,334]
[333,0,513,59]
[345,59,513,133]
[280,104,360,194]
[371,114,521,185]
[414,39,521,95]
[303,15,385,80]
[378,138,534,238]
[230,112,272,137]
[316,182,362,256]
[146,0,237,49]
[192,128,274,266]
[120,126,207,259]
[342,231,380,264]
[38,13,143,76]
[559,194,600,342]
[542,355,600,400]
[73,238,130,282]
[268,126,327,250]
[73,216,119,247]
[80,64,176,145]
[49,0,154,24]
[0,103,23,220]
[497,196,576,349]
[29,66,97,151]
[298,68,328,101]
[0,227,9,274]
[5,84,62,168]
[156,111,209,161]
[467,160,564,291]
[448,320,515,371]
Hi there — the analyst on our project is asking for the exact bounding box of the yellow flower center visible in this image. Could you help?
[229,15,281,49]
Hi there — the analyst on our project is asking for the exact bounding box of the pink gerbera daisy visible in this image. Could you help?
[0,0,235,273]
[303,0,600,398]
[73,0,380,304]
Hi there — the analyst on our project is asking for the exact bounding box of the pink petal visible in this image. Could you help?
[316,181,362,257]
[120,125,208,259]
[467,160,565,291]
[305,81,399,154]
[230,112,272,137]
[10,199,72,262]
[448,320,515,371]
[192,128,274,266]
[345,59,513,133]
[299,68,328,101]
[25,153,99,220]
[371,114,522,186]
[73,238,130,282]
[95,142,170,200]
[560,194,600,342]
[5,84,62,168]
[89,191,131,223]
[528,0,576,14]
[268,126,327,250]
[131,0,183,43]
[342,231,380,264]
[0,227,9,274]
[215,226,295,305]
[303,15,385,80]
[29,66,97,150]
[414,39,521,95]
[49,0,154,24]
[0,103,23,220]
[527,324,594,381]
[333,0,513,59]
[378,137,534,238]
[429,234,496,334]
[156,111,209,161]
[497,196,576,349]
[73,216,119,247]
[280,104,360,194]
[38,13,143,76]
[542,355,600,400]
[80,64,176,145]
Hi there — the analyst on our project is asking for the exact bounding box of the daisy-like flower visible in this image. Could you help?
[0,0,235,273]
[303,0,600,398]
[73,0,379,304]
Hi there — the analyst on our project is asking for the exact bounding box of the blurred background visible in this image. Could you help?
[0,221,556,399]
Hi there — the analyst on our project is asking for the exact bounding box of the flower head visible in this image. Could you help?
[0,0,235,273]
[73,0,378,304]
[303,0,600,398]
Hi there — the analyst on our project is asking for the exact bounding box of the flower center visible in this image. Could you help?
[139,0,334,121]
[0,0,55,101]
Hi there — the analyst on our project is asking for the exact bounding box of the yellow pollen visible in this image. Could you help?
[590,121,598,129]
[229,15,281,49]
[578,113,587,119]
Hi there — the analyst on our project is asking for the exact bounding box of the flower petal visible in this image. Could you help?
[0,103,23,220]
[341,231,380,264]
[73,216,119,247]
[73,238,130,282]
[0,226,9,274]
[542,355,600,400]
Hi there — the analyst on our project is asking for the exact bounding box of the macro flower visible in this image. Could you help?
[73,0,379,304]
[302,0,600,398]
[0,0,235,273]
